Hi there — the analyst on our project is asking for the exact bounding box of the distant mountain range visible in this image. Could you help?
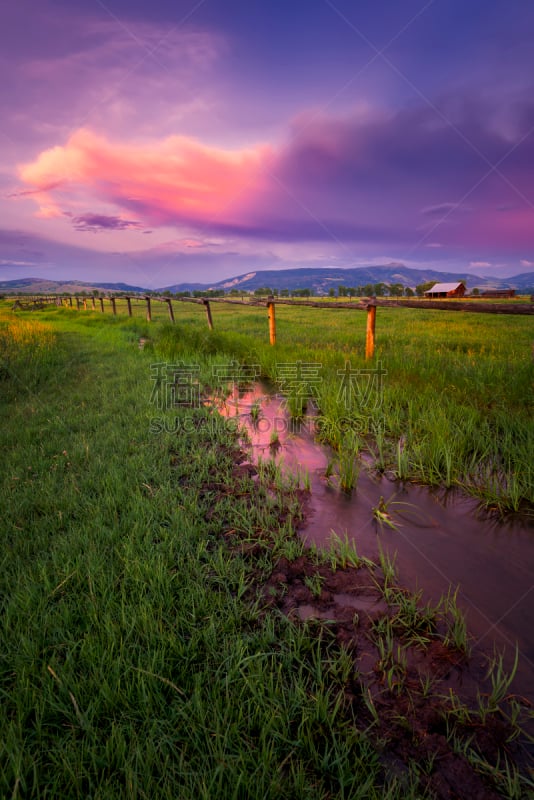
[0,278,148,294]
[2,267,534,296]
[164,266,534,294]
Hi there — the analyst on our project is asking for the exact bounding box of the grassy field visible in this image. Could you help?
[1,303,533,799]
[137,296,532,515]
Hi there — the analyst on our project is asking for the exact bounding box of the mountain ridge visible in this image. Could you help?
[2,267,534,295]
[161,266,534,294]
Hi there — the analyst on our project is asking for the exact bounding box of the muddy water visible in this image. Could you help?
[216,385,534,705]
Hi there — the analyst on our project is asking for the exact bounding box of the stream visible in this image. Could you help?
[215,383,534,708]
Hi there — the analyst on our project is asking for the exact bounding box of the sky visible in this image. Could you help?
[2,0,534,288]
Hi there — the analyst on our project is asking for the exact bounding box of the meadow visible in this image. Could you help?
[1,300,533,799]
[121,295,533,515]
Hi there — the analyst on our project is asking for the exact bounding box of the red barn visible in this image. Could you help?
[424,281,466,298]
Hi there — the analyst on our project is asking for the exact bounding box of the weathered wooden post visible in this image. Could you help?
[165,298,175,323]
[91,297,96,310]
[267,296,276,345]
[83,298,87,310]
[126,297,132,317]
[69,296,73,307]
[145,296,152,322]
[366,303,376,360]
[110,297,117,315]
[203,298,214,330]
[99,297,104,312]
[75,297,80,310]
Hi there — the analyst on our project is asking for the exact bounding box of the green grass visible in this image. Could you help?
[1,305,430,799]
[56,298,534,515]
[148,300,533,514]
[2,302,533,799]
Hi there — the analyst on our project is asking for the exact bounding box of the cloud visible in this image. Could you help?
[0,5,225,149]
[18,128,270,227]
[177,238,215,248]
[421,203,458,217]
[69,213,143,233]
[7,181,63,198]
[520,259,534,267]
[469,261,492,267]
[15,95,534,252]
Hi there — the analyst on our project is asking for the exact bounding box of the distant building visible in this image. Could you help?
[480,289,515,298]
[424,281,466,298]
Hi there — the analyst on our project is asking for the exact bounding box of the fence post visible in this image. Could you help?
[145,296,152,322]
[267,297,276,345]
[83,298,87,310]
[99,297,104,312]
[75,297,80,310]
[366,303,376,360]
[69,296,73,307]
[91,297,96,310]
[203,299,214,330]
[166,298,175,323]
[126,297,132,317]
[111,297,117,315]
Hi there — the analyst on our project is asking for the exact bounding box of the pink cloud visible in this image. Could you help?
[179,238,207,248]
[15,98,534,255]
[18,128,271,227]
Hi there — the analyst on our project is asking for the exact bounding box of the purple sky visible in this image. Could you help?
[2,0,534,287]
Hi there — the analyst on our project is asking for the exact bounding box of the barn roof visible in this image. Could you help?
[425,282,465,293]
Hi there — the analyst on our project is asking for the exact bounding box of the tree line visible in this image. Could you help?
[5,280,480,300]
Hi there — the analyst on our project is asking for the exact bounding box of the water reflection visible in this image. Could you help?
[214,383,534,706]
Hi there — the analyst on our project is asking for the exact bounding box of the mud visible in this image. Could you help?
[258,554,517,800]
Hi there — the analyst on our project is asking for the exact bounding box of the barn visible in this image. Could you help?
[481,289,515,298]
[424,281,466,298]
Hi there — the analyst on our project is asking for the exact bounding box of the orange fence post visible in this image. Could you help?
[267,298,276,345]
[366,303,376,360]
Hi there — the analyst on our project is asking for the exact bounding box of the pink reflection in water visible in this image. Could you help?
[214,384,534,705]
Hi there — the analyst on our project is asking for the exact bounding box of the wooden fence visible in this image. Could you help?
[11,294,534,360]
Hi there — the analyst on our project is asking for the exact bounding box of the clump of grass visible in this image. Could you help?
[338,431,360,492]
[372,495,400,530]
[477,645,519,719]
[324,458,336,481]
[269,429,280,449]
[327,530,374,570]
[440,586,470,656]
[250,399,262,425]
[285,389,307,420]
[304,571,325,598]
